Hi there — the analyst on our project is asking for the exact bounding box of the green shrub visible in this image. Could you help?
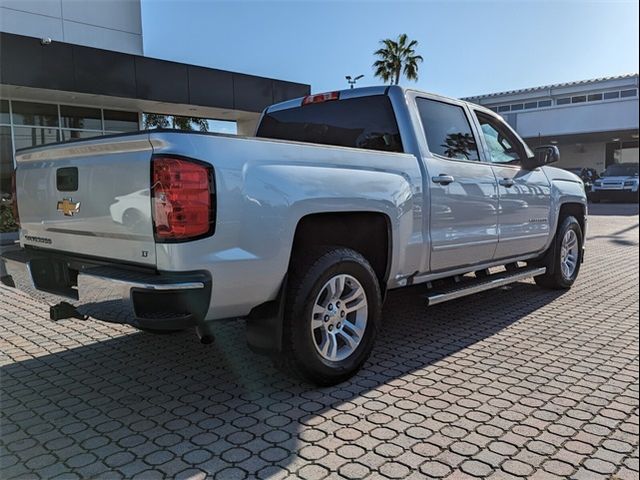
[0,203,18,232]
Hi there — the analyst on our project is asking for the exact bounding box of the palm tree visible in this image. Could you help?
[373,34,423,85]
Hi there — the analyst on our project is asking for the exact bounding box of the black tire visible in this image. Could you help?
[535,215,583,289]
[275,247,382,386]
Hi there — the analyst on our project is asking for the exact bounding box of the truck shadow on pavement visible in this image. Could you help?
[1,283,567,479]
[587,222,639,247]
[588,202,639,216]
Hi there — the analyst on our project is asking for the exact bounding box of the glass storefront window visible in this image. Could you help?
[1,100,10,124]
[104,110,139,131]
[61,129,104,141]
[13,126,59,150]
[1,126,13,195]
[0,126,17,232]
[61,105,102,130]
[12,101,59,127]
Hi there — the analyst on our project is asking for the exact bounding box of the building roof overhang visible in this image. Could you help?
[0,32,310,114]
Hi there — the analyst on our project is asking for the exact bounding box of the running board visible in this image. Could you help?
[425,267,546,306]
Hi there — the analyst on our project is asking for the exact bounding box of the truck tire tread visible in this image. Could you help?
[274,246,381,386]
[535,215,583,290]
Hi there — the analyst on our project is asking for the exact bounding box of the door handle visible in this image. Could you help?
[432,174,455,185]
[499,178,515,188]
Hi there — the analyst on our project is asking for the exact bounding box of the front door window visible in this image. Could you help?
[476,112,528,165]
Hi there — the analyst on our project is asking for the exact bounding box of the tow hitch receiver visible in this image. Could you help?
[50,302,88,321]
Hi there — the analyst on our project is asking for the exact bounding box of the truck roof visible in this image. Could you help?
[265,85,487,114]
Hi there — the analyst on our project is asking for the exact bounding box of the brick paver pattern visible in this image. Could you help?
[1,204,638,479]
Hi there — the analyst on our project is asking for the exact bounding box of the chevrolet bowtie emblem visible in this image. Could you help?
[57,198,81,216]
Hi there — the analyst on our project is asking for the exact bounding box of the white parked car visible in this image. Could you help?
[591,163,639,202]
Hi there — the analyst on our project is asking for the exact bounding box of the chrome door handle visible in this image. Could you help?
[432,174,455,185]
[499,178,515,187]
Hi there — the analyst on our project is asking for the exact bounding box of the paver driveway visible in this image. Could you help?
[1,203,638,479]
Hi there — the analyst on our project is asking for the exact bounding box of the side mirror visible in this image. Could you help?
[525,145,560,169]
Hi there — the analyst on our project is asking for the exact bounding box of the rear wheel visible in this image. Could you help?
[535,215,583,289]
[276,247,382,386]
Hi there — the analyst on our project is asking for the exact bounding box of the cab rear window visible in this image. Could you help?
[256,95,403,153]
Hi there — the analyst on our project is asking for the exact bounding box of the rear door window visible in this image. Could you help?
[416,98,480,161]
[256,95,403,153]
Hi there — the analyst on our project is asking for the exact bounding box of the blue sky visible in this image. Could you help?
[142,0,639,98]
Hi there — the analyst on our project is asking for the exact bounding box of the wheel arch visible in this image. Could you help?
[290,211,393,291]
[558,202,586,236]
[246,210,393,356]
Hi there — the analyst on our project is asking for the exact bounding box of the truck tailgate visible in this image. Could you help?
[15,133,157,266]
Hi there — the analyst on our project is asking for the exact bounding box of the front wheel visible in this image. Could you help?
[535,215,583,289]
[276,247,382,386]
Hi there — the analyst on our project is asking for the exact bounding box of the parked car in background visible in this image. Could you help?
[564,167,598,193]
[591,163,639,203]
[1,86,588,385]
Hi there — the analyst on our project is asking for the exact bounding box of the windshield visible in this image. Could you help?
[603,163,639,177]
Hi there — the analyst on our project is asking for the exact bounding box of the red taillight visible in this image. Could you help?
[302,91,340,106]
[151,156,214,242]
[10,169,20,227]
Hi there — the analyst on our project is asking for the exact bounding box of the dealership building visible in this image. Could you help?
[463,74,639,172]
[0,0,309,206]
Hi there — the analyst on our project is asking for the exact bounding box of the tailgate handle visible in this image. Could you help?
[57,167,78,192]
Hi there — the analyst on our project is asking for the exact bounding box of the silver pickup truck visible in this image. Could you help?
[1,86,587,385]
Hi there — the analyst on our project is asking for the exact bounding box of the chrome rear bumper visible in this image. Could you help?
[1,248,211,329]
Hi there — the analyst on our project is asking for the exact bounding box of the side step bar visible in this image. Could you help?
[425,267,546,306]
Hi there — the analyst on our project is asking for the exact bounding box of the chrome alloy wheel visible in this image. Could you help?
[311,274,368,362]
[560,229,579,280]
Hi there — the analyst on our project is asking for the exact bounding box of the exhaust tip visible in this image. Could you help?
[196,324,215,345]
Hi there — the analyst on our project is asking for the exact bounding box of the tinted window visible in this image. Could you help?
[476,112,530,165]
[0,126,17,232]
[256,96,403,153]
[416,98,479,161]
[557,98,570,105]
[12,101,58,126]
[604,91,620,100]
[497,105,510,112]
[104,110,139,132]
[538,100,552,107]
[1,126,13,194]
[13,126,59,150]
[60,105,102,130]
[588,93,603,102]
[61,130,103,142]
[524,102,537,109]
[621,89,638,98]
[1,100,9,124]
[572,96,586,103]
[510,103,524,111]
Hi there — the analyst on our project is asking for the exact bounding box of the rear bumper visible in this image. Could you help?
[1,248,211,330]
